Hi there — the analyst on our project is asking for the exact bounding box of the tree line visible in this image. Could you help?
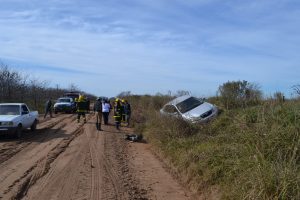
[0,63,78,112]
[217,80,300,109]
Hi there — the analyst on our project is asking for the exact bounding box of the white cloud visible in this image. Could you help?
[0,0,299,96]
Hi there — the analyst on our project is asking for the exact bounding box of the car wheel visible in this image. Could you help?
[15,124,22,138]
[31,120,37,131]
[54,110,58,114]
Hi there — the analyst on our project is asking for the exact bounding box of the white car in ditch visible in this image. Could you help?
[160,95,218,123]
[0,103,39,138]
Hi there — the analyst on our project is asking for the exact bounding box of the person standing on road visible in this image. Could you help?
[113,99,123,130]
[102,99,111,125]
[86,97,90,113]
[121,99,126,123]
[94,97,103,130]
[76,95,87,123]
[124,100,131,126]
[44,98,53,118]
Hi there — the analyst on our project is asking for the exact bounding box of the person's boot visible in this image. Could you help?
[99,123,102,131]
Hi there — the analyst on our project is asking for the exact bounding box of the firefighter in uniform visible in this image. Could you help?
[113,98,123,130]
[76,95,87,123]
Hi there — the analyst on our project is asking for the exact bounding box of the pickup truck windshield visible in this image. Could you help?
[58,98,71,103]
[0,105,20,115]
[176,97,204,113]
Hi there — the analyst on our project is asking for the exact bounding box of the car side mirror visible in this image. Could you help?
[22,111,29,115]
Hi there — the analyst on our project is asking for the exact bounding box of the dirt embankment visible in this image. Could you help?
[0,114,195,200]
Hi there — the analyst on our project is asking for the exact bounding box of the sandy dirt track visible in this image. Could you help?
[0,113,193,200]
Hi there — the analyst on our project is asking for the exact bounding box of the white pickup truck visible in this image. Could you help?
[0,103,39,138]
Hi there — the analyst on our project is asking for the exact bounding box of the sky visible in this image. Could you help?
[0,0,299,97]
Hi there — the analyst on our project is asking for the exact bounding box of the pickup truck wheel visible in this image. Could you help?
[31,120,37,131]
[15,125,22,138]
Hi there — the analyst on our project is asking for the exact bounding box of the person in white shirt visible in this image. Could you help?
[102,99,111,125]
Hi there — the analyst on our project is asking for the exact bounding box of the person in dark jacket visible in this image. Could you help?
[86,97,90,113]
[124,100,131,126]
[44,98,53,118]
[94,97,103,130]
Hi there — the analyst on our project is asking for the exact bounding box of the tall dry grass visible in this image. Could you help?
[127,94,299,199]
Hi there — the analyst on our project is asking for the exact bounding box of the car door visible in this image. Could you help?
[70,99,76,111]
[21,105,31,128]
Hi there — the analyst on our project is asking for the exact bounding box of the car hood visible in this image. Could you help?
[181,102,213,118]
[0,115,18,121]
[54,102,71,106]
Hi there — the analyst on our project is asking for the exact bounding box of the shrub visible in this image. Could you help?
[218,80,262,109]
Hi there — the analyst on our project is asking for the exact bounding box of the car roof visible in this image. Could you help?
[166,95,192,106]
[0,103,24,106]
[64,93,80,98]
[64,92,80,95]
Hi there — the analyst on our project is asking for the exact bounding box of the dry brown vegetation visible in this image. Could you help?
[0,64,94,112]
[125,85,299,199]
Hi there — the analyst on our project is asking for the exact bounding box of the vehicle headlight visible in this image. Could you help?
[2,121,14,126]
[190,116,201,121]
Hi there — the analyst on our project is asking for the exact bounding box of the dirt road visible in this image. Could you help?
[0,114,192,200]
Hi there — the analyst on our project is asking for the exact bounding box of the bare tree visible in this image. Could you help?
[0,63,91,112]
[292,85,300,96]
[175,90,190,97]
[68,83,79,92]
[0,64,22,102]
[117,91,131,98]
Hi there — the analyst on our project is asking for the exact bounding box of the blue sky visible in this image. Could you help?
[0,0,299,97]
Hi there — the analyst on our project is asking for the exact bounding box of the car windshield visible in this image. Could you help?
[176,97,204,113]
[58,98,71,103]
[65,93,79,100]
[0,105,20,115]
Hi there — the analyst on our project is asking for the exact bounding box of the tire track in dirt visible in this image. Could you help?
[86,127,102,200]
[0,114,71,164]
[23,115,96,200]
[0,114,73,168]
[20,127,85,200]
[101,132,127,200]
[0,114,88,200]
[1,113,192,200]
[99,126,149,200]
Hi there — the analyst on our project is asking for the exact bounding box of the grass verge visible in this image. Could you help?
[127,95,299,199]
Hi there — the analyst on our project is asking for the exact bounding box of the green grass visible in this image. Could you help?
[127,95,300,199]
